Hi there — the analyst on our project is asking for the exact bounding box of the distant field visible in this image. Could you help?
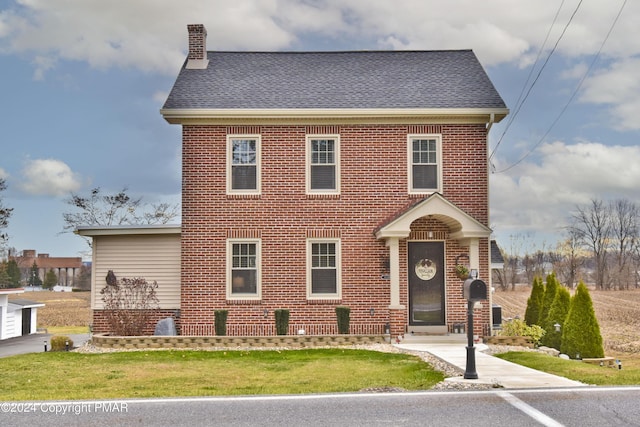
[493,286,640,354]
[10,290,91,330]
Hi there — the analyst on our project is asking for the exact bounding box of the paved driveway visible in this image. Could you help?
[0,333,90,358]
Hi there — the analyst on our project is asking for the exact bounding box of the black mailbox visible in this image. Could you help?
[463,278,487,301]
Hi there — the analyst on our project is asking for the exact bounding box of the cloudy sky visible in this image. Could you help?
[0,0,638,258]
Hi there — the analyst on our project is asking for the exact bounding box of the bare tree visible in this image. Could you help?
[503,234,526,290]
[609,199,638,290]
[0,178,13,249]
[553,227,585,289]
[62,187,180,246]
[570,199,611,290]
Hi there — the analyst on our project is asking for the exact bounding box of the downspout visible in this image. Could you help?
[486,113,495,332]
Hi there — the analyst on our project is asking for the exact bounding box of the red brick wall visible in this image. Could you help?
[92,309,181,335]
[180,123,490,335]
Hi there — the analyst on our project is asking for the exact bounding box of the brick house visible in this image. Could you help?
[79,24,508,338]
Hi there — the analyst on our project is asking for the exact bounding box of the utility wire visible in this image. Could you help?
[493,0,628,174]
[489,0,566,163]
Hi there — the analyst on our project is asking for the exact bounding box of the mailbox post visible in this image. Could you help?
[463,278,487,380]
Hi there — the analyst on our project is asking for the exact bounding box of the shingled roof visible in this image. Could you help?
[162,50,506,112]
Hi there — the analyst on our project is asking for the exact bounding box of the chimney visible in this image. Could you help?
[186,24,209,69]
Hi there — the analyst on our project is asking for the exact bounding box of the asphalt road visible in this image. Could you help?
[3,387,640,427]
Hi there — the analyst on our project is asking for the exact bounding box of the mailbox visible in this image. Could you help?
[463,278,487,301]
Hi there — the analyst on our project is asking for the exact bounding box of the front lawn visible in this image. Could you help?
[496,351,640,386]
[1,349,444,401]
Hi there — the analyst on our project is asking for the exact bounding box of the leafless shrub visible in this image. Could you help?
[100,276,159,336]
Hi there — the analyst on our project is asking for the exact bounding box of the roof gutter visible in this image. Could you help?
[160,107,509,124]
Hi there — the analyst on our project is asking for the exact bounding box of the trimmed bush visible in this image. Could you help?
[274,309,290,335]
[524,277,544,326]
[539,273,559,326]
[541,285,571,350]
[50,335,74,352]
[335,306,351,334]
[214,310,228,336]
[499,319,545,346]
[561,282,604,359]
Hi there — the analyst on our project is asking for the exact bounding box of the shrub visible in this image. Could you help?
[50,335,74,351]
[561,282,604,359]
[214,310,228,336]
[335,306,350,334]
[500,318,545,346]
[541,285,571,350]
[539,273,559,326]
[100,275,160,336]
[524,277,544,326]
[274,309,290,335]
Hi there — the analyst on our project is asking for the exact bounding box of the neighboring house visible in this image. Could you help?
[79,24,508,338]
[0,288,45,340]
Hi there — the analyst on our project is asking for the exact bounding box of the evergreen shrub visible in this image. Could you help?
[524,277,544,326]
[214,310,228,336]
[275,309,290,335]
[335,306,351,334]
[50,335,74,351]
[561,282,604,359]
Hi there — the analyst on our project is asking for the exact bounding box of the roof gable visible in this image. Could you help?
[162,50,507,112]
[375,193,491,240]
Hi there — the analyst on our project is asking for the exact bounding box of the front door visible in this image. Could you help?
[408,241,445,325]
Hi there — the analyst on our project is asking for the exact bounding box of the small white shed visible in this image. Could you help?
[0,288,45,340]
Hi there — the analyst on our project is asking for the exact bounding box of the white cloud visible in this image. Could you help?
[579,58,640,130]
[490,140,640,238]
[0,167,8,180]
[19,159,83,196]
[2,0,639,76]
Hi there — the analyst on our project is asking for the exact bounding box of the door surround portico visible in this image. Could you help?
[375,193,491,337]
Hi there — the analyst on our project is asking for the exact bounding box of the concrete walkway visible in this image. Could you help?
[396,339,587,389]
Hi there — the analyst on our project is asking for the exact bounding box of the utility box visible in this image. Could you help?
[463,278,487,302]
[492,304,502,328]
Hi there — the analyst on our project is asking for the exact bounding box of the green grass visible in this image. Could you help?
[0,349,444,401]
[496,352,640,386]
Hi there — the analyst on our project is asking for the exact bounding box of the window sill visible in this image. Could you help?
[227,193,261,199]
[306,298,342,304]
[226,299,262,305]
[306,193,340,200]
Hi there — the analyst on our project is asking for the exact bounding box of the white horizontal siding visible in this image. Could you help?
[92,234,180,310]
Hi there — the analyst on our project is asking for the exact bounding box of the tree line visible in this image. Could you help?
[495,198,640,291]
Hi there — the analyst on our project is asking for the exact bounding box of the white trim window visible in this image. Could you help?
[408,134,442,194]
[227,135,261,194]
[227,239,261,300]
[307,239,341,299]
[306,135,340,194]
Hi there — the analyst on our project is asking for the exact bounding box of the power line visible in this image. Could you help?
[493,0,628,174]
[489,0,567,163]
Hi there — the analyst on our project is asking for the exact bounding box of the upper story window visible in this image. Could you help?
[227,239,261,300]
[408,134,442,194]
[307,239,341,299]
[228,135,261,194]
[307,135,340,194]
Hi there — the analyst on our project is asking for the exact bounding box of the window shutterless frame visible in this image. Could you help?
[226,238,262,300]
[306,134,340,195]
[227,135,261,195]
[407,134,442,194]
[306,238,341,299]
